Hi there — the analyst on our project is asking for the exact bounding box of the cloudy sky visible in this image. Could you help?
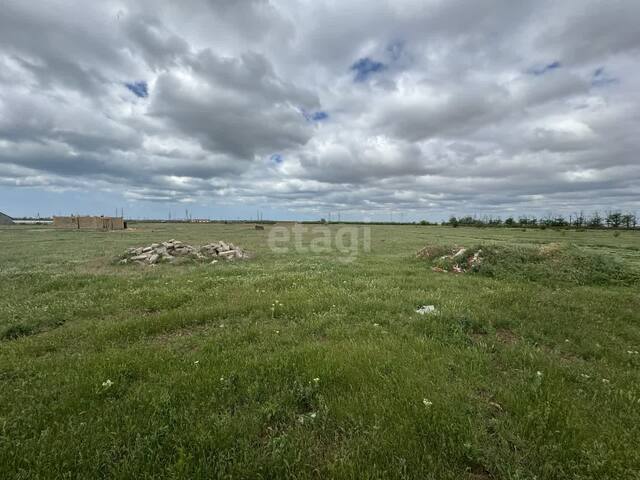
[1,0,639,221]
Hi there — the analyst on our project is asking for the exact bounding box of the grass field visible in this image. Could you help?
[1,223,640,479]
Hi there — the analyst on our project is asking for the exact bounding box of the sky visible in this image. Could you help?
[1,0,639,221]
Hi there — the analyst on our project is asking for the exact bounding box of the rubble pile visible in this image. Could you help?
[120,239,249,265]
[416,245,482,274]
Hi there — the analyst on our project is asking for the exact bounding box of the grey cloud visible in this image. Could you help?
[0,0,639,217]
[149,49,318,158]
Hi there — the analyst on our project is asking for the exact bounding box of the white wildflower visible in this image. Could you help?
[102,379,113,388]
[422,398,433,407]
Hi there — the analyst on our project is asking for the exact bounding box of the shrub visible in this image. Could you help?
[1,323,34,341]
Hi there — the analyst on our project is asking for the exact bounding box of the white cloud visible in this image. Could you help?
[0,0,639,217]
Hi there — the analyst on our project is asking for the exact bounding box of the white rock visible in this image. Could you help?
[416,305,437,315]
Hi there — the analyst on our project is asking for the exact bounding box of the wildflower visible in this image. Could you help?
[536,371,543,377]
[102,379,113,388]
[422,398,433,407]
[219,376,225,381]
[373,323,380,327]
[602,378,610,383]
[313,377,320,383]
[194,360,199,365]
[309,412,317,419]
[627,350,639,355]
[580,373,590,379]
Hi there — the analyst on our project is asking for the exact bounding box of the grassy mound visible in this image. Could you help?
[418,243,639,286]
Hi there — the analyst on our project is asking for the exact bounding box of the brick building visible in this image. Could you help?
[53,216,126,231]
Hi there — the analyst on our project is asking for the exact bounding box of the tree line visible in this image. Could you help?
[442,211,638,229]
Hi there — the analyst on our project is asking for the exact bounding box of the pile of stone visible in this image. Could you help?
[120,239,248,265]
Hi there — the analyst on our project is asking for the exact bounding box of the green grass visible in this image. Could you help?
[1,223,639,479]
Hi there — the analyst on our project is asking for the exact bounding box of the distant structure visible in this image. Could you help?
[53,215,126,231]
[0,212,14,225]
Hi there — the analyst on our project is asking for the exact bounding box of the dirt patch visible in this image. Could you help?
[496,329,519,345]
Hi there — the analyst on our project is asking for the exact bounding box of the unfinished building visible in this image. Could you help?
[53,216,126,231]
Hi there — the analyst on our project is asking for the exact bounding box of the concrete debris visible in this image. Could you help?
[452,247,467,259]
[418,245,483,274]
[121,239,249,265]
[416,305,437,315]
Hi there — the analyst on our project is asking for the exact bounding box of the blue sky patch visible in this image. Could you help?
[302,110,329,122]
[125,81,148,98]
[311,111,328,121]
[270,153,283,165]
[592,67,618,87]
[529,61,561,76]
[351,57,386,82]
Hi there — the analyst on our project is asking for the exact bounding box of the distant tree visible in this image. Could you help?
[588,212,603,228]
[621,213,635,230]
[552,216,567,227]
[541,217,554,227]
[505,217,515,227]
[607,212,622,228]
[449,216,459,227]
